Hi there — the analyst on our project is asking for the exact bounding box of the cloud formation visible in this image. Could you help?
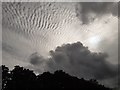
[29,52,45,66]
[76,2,118,24]
[29,42,118,88]
[48,42,117,79]
[2,2,118,88]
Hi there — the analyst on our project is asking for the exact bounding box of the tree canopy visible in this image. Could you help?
[1,65,112,90]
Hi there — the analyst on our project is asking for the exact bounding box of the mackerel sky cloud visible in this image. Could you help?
[2,2,119,88]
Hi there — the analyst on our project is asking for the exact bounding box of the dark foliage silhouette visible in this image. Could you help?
[2,65,112,90]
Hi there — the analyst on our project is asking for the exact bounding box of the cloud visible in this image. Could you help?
[29,52,45,66]
[2,2,118,88]
[29,42,118,87]
[47,42,117,80]
[76,2,118,24]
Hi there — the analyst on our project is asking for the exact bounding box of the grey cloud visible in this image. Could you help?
[76,2,118,24]
[29,52,45,66]
[28,42,118,87]
[48,42,117,79]
[44,42,118,87]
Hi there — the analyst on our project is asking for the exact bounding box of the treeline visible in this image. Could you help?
[1,65,112,90]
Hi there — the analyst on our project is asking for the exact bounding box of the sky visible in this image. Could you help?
[1,0,119,2]
[2,2,119,88]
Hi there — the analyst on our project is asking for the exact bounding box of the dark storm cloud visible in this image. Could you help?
[29,52,45,66]
[47,42,118,80]
[76,2,118,24]
[29,41,118,87]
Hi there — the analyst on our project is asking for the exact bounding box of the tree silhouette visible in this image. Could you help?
[2,65,11,90]
[2,65,112,90]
